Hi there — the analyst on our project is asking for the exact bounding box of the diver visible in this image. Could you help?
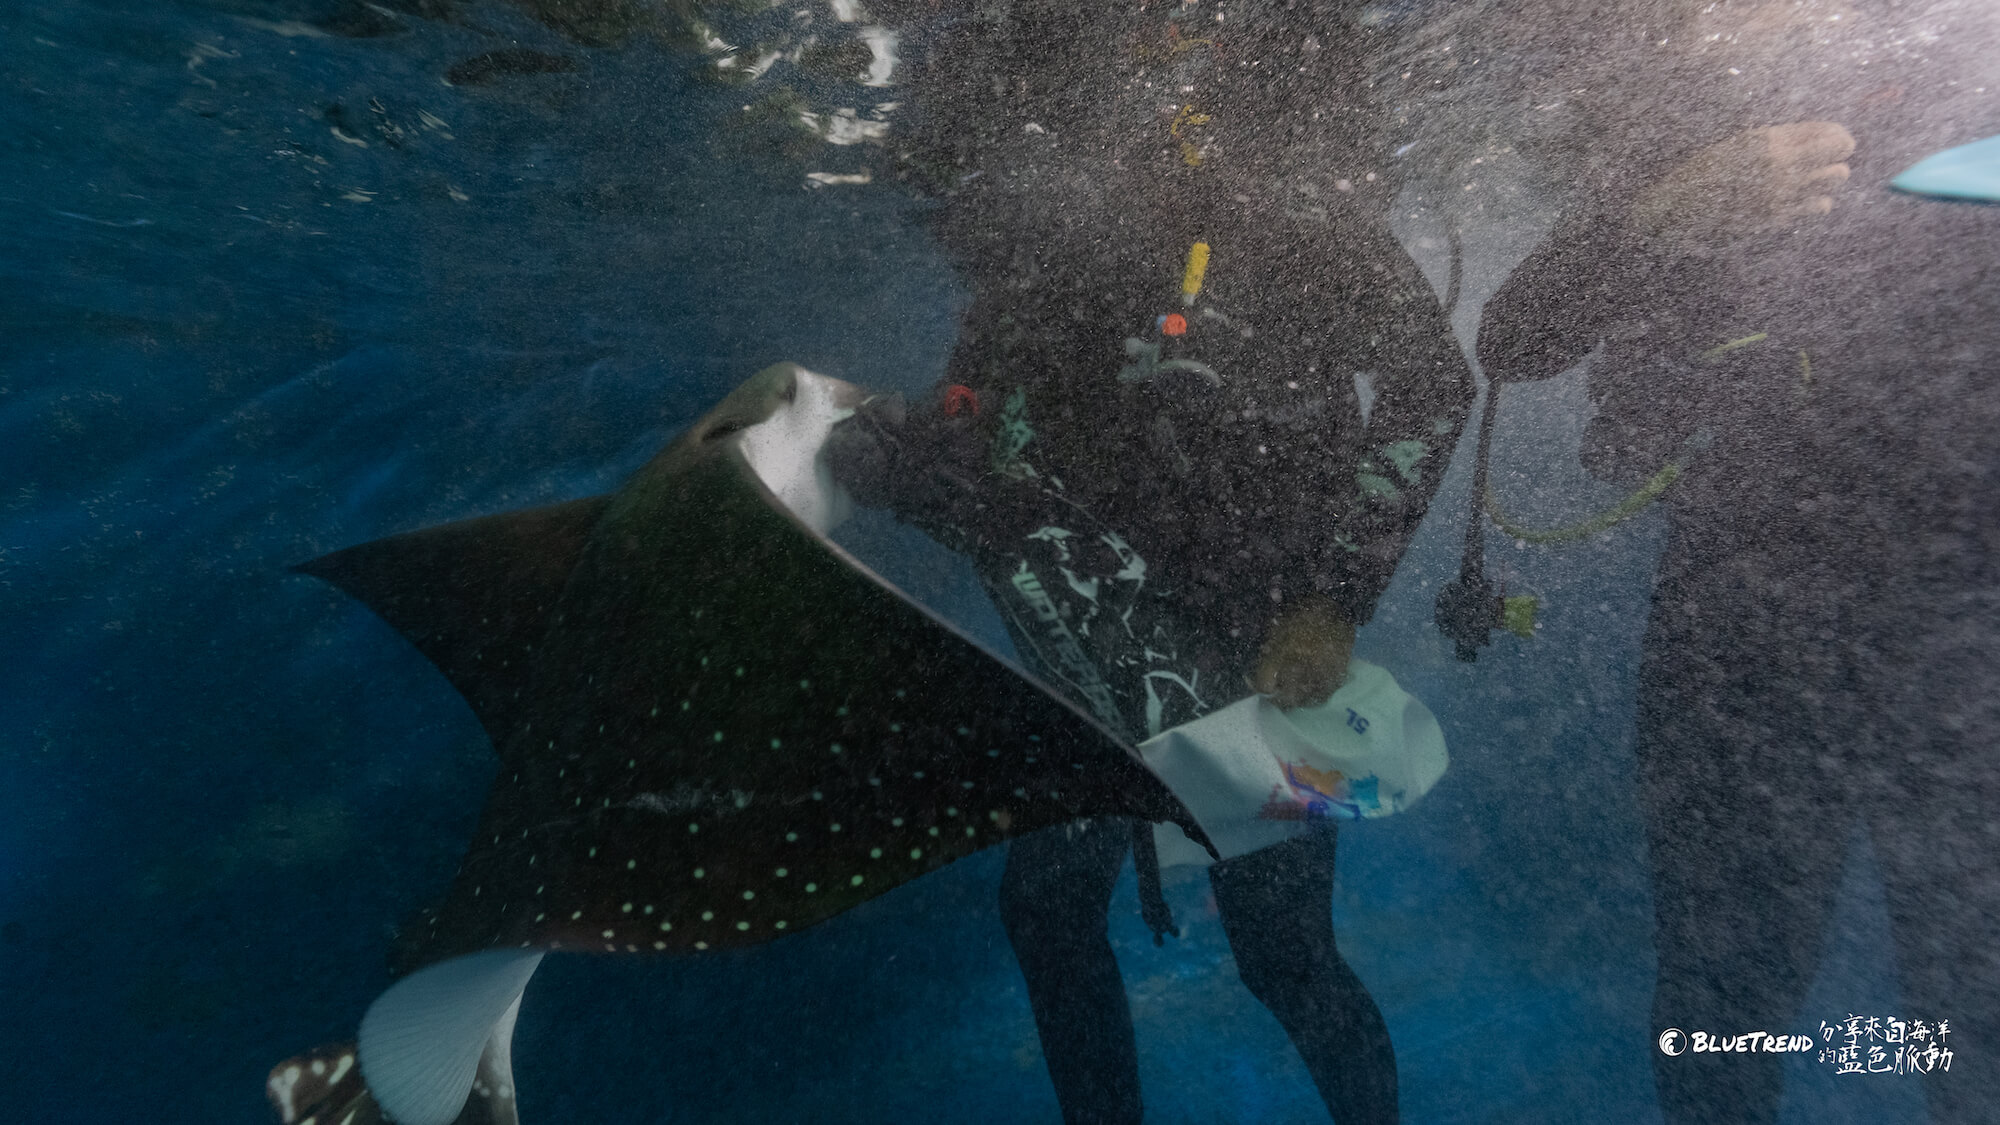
[825,2,1475,1120]
[1474,1,2000,1121]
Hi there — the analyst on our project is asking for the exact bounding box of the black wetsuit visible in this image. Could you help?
[827,3,1475,1121]
[1478,5,2000,1121]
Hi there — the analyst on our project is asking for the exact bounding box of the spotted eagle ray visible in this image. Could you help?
[266,363,1215,1125]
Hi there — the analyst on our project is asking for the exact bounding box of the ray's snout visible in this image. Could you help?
[795,367,866,413]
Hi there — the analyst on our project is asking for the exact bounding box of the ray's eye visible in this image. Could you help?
[704,419,750,443]
[779,378,799,405]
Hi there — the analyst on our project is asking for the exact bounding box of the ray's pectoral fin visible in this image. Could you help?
[295,496,611,751]
[394,438,1218,960]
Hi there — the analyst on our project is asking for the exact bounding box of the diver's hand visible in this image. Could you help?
[823,388,988,517]
[822,392,909,510]
[1249,599,1356,711]
[1628,122,1854,252]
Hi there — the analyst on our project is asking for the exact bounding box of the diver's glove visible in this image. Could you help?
[824,392,910,510]
[823,390,987,522]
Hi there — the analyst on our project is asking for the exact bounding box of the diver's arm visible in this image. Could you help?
[1475,206,1667,384]
[1481,121,1854,385]
[1250,340,1468,709]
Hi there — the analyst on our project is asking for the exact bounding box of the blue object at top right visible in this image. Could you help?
[1892,133,2000,201]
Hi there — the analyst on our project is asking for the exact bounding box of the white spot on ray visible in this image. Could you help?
[268,1065,302,1122]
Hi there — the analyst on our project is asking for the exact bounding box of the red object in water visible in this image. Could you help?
[942,384,980,416]
[1162,313,1188,337]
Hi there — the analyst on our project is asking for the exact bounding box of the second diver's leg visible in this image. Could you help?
[1000,818,1143,1125]
[1212,827,1397,1125]
[1635,624,1847,1125]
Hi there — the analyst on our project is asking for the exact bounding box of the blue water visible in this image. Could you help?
[0,2,1921,1122]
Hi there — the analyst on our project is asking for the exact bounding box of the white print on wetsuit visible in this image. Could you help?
[1008,562,1123,731]
[1143,669,1206,738]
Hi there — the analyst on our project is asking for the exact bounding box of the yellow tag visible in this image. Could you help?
[1181,241,1210,305]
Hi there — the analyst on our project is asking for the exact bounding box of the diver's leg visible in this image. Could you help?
[1635,621,1847,1125]
[1875,776,2000,1123]
[1211,827,1397,1125]
[1000,818,1144,1125]
[1869,638,2000,1124]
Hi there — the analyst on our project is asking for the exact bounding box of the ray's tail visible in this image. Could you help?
[267,950,543,1125]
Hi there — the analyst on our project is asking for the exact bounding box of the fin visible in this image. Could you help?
[295,497,610,751]
[268,1043,378,1125]
[1891,133,2000,202]
[354,949,544,1125]
[278,363,1212,1125]
[386,444,1214,965]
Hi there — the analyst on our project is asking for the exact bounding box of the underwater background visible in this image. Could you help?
[0,1,1933,1121]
